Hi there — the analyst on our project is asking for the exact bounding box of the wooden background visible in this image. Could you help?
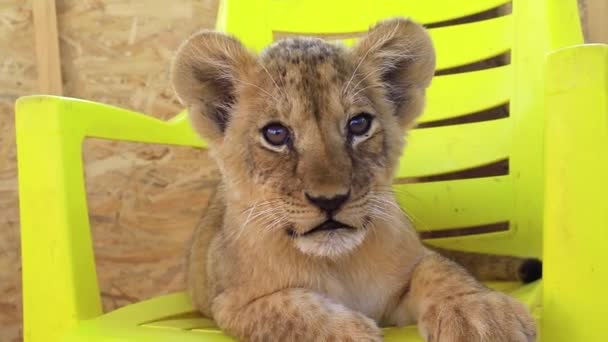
[0,1,606,340]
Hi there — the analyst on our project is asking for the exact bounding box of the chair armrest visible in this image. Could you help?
[15,96,205,342]
[543,44,608,341]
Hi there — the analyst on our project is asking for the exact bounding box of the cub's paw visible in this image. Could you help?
[418,291,536,342]
[327,311,383,342]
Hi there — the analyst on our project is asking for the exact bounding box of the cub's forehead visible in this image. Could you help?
[260,38,351,72]
[261,37,344,59]
[254,38,361,120]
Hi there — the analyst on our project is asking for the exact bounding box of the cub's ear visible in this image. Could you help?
[171,31,256,142]
[353,18,435,129]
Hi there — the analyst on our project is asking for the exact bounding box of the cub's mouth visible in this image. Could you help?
[288,219,355,237]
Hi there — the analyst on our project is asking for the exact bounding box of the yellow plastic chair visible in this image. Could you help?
[15,0,608,341]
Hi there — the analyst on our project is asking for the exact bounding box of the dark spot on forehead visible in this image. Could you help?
[260,39,351,90]
[289,56,301,64]
[261,37,343,65]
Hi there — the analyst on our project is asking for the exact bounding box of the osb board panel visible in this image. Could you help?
[0,102,24,342]
[0,1,37,341]
[579,0,608,43]
[57,0,219,117]
[84,140,219,311]
[0,0,37,99]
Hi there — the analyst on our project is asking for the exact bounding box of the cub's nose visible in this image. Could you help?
[305,192,350,215]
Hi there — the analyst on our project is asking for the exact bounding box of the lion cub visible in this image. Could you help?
[172,18,537,342]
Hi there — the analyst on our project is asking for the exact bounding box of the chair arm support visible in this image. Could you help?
[15,96,204,342]
[16,96,204,146]
[543,44,608,342]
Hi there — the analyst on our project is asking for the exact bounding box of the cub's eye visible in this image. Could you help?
[262,123,290,146]
[347,113,373,136]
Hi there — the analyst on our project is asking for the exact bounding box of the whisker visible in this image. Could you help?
[241,201,258,230]
[233,78,280,103]
[369,192,429,233]
[342,22,400,96]
[258,60,287,99]
[239,198,284,215]
[344,69,381,99]
[348,83,383,99]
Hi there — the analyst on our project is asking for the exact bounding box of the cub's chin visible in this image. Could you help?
[288,220,368,258]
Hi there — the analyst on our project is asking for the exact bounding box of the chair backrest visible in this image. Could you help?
[14,2,585,340]
[216,0,584,258]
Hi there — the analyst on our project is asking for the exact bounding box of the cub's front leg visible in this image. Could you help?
[212,287,382,342]
[402,252,537,342]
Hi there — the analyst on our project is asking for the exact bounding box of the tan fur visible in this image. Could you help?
[172,18,536,342]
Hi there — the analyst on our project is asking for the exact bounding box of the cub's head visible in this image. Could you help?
[172,18,435,258]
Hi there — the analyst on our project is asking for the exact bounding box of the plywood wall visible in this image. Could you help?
[1,1,37,341]
[1,1,220,341]
[580,0,608,43]
[0,1,605,341]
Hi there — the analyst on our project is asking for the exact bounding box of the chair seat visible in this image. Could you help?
[63,281,541,341]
